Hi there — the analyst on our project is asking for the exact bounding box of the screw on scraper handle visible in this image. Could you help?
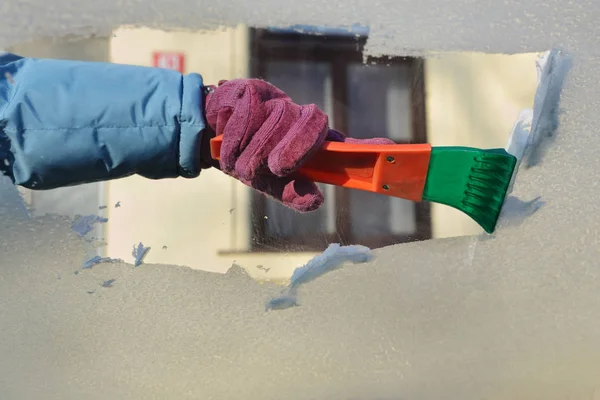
[209,135,432,202]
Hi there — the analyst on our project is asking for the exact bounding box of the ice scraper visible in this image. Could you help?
[210,134,517,234]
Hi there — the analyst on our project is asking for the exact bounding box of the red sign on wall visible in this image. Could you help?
[152,52,185,73]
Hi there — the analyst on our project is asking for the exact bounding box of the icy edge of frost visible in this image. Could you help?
[266,243,373,311]
[498,49,571,229]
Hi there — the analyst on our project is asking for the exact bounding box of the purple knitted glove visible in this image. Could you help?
[204,78,394,212]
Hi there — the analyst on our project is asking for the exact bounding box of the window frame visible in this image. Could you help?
[248,27,432,252]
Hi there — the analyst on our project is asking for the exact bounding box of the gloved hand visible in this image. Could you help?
[203,78,394,212]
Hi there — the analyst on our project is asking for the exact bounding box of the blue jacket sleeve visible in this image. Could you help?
[0,52,208,189]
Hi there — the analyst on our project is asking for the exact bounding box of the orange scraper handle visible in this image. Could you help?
[209,135,432,202]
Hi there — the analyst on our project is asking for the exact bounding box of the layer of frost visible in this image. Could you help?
[522,49,572,168]
[266,243,373,311]
[132,242,151,266]
[504,49,571,177]
[82,255,123,269]
[71,215,108,237]
[498,49,571,229]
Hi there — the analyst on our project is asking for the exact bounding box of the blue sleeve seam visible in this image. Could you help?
[176,75,184,176]
[178,74,186,124]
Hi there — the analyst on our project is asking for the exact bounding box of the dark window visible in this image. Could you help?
[249,28,431,252]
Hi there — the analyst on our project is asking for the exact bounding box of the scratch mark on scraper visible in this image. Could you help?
[132,242,151,267]
[265,243,373,312]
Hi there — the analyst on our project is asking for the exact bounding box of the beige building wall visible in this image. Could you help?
[7,36,110,61]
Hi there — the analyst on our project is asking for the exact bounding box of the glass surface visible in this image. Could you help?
[263,61,333,239]
[0,14,572,399]
[347,63,417,238]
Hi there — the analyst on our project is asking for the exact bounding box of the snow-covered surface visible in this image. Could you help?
[1,0,600,398]
[266,243,372,311]
[82,255,123,269]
